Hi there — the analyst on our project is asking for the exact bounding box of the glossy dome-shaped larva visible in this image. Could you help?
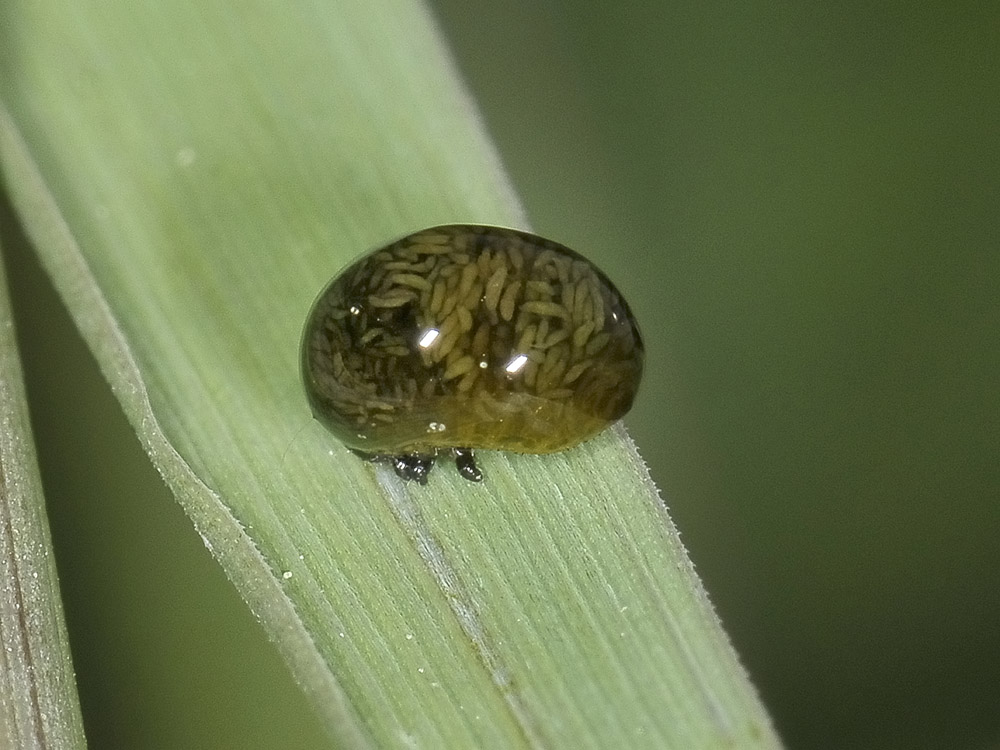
[302,225,643,483]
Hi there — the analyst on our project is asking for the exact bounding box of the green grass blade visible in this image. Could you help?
[0,249,87,749]
[0,1,780,747]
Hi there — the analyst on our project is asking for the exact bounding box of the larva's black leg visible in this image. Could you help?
[352,449,434,484]
[391,454,434,484]
[453,447,483,482]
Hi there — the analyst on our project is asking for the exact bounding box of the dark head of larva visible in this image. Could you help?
[301,224,644,484]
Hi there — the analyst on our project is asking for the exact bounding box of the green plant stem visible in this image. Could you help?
[0,0,781,746]
[0,245,87,750]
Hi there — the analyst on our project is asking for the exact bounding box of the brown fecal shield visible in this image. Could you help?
[302,225,644,481]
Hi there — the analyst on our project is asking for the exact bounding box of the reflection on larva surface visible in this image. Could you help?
[301,225,644,483]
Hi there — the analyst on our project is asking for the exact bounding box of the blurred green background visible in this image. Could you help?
[4,1,999,748]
